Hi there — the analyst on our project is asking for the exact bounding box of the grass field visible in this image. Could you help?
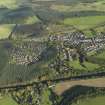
[25,16,40,24]
[70,60,100,71]
[95,51,105,60]
[0,96,18,105]
[0,43,9,71]
[51,0,105,12]
[0,0,18,9]
[63,16,105,30]
[0,24,14,39]
[72,96,105,105]
[41,89,52,105]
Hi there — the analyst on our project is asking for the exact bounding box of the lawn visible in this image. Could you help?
[0,24,14,39]
[0,96,18,105]
[63,16,105,30]
[72,96,105,105]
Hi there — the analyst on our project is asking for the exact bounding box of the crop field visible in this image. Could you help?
[63,16,105,30]
[72,96,105,105]
[0,96,18,105]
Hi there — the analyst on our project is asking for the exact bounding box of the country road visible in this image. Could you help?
[54,77,105,95]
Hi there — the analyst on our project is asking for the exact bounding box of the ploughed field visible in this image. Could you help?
[54,77,105,95]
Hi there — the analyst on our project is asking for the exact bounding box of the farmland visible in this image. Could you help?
[0,0,105,105]
[0,25,14,39]
[63,16,105,30]
[53,77,105,95]
[51,0,105,12]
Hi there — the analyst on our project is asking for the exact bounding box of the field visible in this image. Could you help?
[95,51,105,60]
[0,0,105,105]
[54,77,105,95]
[0,96,18,105]
[25,16,40,24]
[51,0,105,12]
[0,0,19,9]
[0,25,14,39]
[41,89,52,105]
[70,60,100,71]
[72,96,105,105]
[63,16,105,30]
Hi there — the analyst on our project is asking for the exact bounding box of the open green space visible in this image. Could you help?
[41,89,52,105]
[0,96,18,105]
[0,0,18,9]
[63,16,105,30]
[2,15,40,25]
[95,51,105,60]
[25,16,40,24]
[70,60,100,71]
[51,0,105,12]
[72,96,105,105]
[0,24,14,39]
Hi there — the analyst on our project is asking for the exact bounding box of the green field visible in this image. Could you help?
[0,96,18,105]
[0,0,18,9]
[0,25,14,39]
[72,96,105,105]
[70,60,100,71]
[63,16,105,30]
[41,89,52,105]
[51,0,105,12]
[95,51,105,60]
[25,16,40,24]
